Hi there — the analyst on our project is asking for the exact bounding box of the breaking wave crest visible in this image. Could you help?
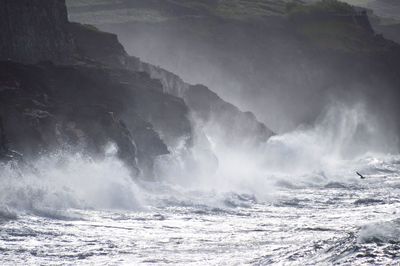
[358,218,400,244]
[0,151,144,218]
[155,103,398,201]
[0,103,398,219]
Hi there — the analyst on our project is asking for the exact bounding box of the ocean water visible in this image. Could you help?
[1,105,399,265]
[0,153,399,265]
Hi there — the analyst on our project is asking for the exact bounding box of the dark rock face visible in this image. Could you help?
[68,17,272,150]
[70,0,400,139]
[69,22,194,150]
[0,0,196,178]
[0,115,9,156]
[122,56,272,150]
[68,22,128,67]
[184,85,274,148]
[125,56,189,97]
[0,0,275,179]
[0,59,188,176]
[374,23,400,44]
[0,61,161,175]
[0,0,75,64]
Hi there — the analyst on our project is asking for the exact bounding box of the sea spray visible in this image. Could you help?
[0,148,144,217]
[0,103,396,215]
[155,102,397,199]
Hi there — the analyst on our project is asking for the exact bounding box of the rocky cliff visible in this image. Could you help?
[67,0,400,141]
[0,0,187,178]
[67,14,273,150]
[0,0,75,64]
[0,0,273,178]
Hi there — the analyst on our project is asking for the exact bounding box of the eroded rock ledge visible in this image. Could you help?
[0,0,273,178]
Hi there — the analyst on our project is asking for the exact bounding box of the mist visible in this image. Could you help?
[86,9,400,138]
[1,0,400,264]
[1,100,392,214]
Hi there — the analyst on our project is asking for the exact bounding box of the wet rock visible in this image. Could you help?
[68,22,127,68]
[68,16,272,150]
[67,20,193,151]
[72,0,400,135]
[184,84,274,148]
[0,0,275,178]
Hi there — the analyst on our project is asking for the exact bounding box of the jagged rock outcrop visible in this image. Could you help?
[67,16,273,150]
[68,22,194,150]
[68,0,400,138]
[0,0,275,179]
[0,0,193,178]
[125,51,274,150]
[184,85,273,148]
[0,61,173,175]
[0,115,10,159]
[126,57,189,97]
[375,23,400,44]
[68,22,127,67]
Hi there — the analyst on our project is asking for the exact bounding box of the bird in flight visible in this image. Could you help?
[356,172,366,179]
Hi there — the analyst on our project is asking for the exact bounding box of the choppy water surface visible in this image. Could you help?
[0,153,399,265]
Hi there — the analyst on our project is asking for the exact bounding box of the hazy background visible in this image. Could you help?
[67,0,400,153]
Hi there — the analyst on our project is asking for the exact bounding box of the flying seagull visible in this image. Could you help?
[356,172,366,179]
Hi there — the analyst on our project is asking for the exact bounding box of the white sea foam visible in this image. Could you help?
[154,103,396,202]
[0,103,397,215]
[0,150,144,217]
[358,218,400,244]
[0,104,399,265]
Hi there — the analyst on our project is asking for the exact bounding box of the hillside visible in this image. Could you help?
[0,0,273,178]
[67,0,400,144]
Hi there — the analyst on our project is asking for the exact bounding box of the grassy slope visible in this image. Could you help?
[286,0,395,52]
[66,0,394,53]
[67,0,291,23]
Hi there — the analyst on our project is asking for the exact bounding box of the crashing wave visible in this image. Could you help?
[0,151,144,218]
[358,218,400,244]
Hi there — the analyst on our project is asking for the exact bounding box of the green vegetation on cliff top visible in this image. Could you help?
[67,0,390,53]
[67,0,296,23]
[68,0,360,23]
[287,0,354,15]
